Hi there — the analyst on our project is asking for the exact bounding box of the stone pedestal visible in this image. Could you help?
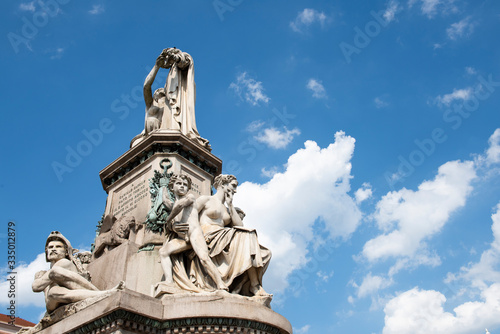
[90,131,222,295]
[88,241,166,296]
[28,290,292,334]
[98,131,221,247]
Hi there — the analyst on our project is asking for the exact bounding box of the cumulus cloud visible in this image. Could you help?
[355,273,393,298]
[383,284,500,334]
[254,127,301,149]
[236,132,362,293]
[355,183,373,204]
[384,0,400,23]
[386,202,500,333]
[447,202,500,291]
[261,166,280,178]
[435,87,473,106]
[447,17,474,40]
[290,9,328,33]
[306,79,327,99]
[486,129,500,165]
[89,4,105,15]
[0,253,48,308]
[363,160,476,263]
[229,72,270,106]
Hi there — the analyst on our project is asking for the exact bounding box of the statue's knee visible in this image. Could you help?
[47,287,64,300]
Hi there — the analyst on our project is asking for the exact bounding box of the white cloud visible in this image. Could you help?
[294,325,311,334]
[374,97,389,109]
[383,284,500,334]
[486,129,500,165]
[388,251,441,276]
[19,2,36,12]
[356,273,393,298]
[254,127,301,149]
[246,120,265,132]
[306,79,327,99]
[236,132,362,293]
[0,253,48,308]
[363,160,476,262]
[420,0,441,18]
[410,0,458,18]
[89,4,105,15]
[316,270,334,283]
[290,9,328,33]
[447,202,500,291]
[49,47,65,60]
[384,0,400,23]
[355,183,373,203]
[347,295,355,304]
[447,17,474,40]
[465,67,477,75]
[387,202,500,334]
[261,166,280,178]
[435,87,473,106]
[229,72,270,106]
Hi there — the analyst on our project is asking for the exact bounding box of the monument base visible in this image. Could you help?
[20,289,292,334]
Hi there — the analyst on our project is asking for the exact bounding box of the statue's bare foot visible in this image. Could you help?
[216,283,229,291]
[154,281,184,297]
[250,285,270,297]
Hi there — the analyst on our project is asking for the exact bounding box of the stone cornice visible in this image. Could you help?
[99,132,222,192]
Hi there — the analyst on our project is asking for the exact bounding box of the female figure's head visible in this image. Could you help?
[213,174,238,192]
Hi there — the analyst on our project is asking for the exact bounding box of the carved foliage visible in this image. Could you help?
[144,158,174,234]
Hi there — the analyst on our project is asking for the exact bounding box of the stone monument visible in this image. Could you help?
[19,48,292,334]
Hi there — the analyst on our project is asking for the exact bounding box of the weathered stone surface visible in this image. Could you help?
[19,290,292,334]
[88,241,164,296]
[98,132,221,248]
[131,48,211,151]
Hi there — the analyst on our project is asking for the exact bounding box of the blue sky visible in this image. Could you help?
[1,0,500,333]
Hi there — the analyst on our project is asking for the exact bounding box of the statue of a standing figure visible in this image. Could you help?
[131,48,211,151]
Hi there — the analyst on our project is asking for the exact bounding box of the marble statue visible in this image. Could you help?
[75,251,92,271]
[144,55,167,134]
[164,175,271,297]
[131,48,211,151]
[32,231,124,313]
[157,173,227,294]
